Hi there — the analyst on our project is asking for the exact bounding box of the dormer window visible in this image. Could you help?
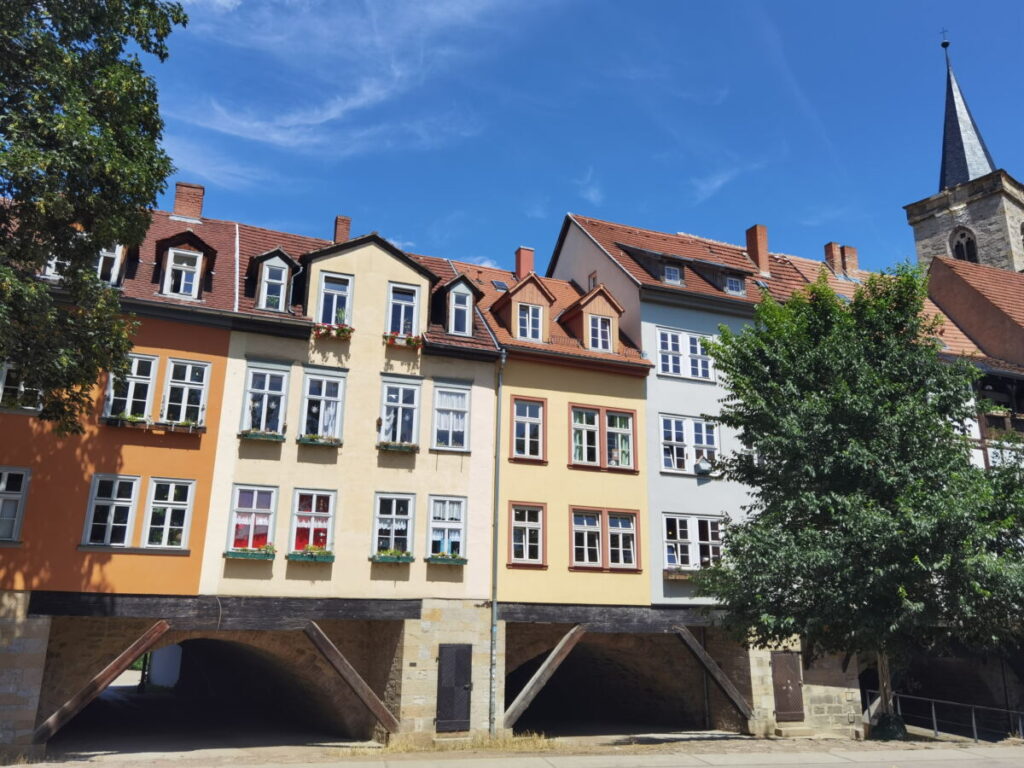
[664,265,682,285]
[164,249,201,298]
[96,246,123,285]
[518,303,542,341]
[589,315,612,351]
[260,264,287,311]
[449,287,472,336]
[725,276,745,295]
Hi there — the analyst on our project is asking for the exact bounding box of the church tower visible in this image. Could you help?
[905,43,1024,272]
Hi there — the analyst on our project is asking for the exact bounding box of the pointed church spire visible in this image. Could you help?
[939,40,996,191]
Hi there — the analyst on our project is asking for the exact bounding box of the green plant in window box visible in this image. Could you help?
[238,428,286,442]
[370,548,414,563]
[224,542,276,561]
[297,433,341,446]
[425,551,467,565]
[287,544,335,563]
[376,441,418,453]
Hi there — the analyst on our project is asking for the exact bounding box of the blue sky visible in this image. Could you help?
[151,0,1024,273]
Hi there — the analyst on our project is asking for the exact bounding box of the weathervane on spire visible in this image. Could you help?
[941,28,950,63]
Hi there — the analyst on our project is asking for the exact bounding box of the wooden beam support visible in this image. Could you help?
[33,619,170,743]
[674,625,754,720]
[304,620,400,733]
[503,623,586,729]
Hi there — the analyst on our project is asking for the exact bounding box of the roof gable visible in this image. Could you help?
[303,233,438,285]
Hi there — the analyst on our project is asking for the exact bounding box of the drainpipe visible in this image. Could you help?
[488,348,507,737]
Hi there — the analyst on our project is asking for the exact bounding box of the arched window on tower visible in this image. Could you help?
[951,228,978,263]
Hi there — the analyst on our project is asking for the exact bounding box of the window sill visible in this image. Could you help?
[0,406,39,416]
[567,463,639,475]
[369,554,414,564]
[425,556,467,566]
[383,335,424,351]
[154,421,207,434]
[506,562,547,570]
[664,568,697,581]
[77,545,190,556]
[430,447,470,455]
[238,430,286,442]
[568,565,642,574]
[655,372,716,384]
[224,550,275,560]
[103,417,153,430]
[286,552,335,563]
[508,457,547,465]
[660,469,720,478]
[0,540,23,548]
[377,442,419,453]
[297,436,342,447]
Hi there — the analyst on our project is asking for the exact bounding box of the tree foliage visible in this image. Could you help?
[697,266,1024,666]
[0,0,186,431]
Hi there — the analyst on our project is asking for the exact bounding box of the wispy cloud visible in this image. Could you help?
[574,167,604,206]
[163,134,267,189]
[689,159,767,205]
[799,205,855,228]
[386,237,417,251]
[524,197,548,220]
[466,255,499,269]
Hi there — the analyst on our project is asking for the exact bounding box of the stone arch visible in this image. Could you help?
[950,227,978,263]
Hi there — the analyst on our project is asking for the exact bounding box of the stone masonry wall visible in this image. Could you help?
[0,591,50,757]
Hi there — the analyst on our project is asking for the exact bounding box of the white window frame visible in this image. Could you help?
[0,467,31,542]
[0,363,40,411]
[663,513,722,570]
[318,271,352,325]
[161,359,210,426]
[660,415,717,474]
[571,510,602,566]
[143,478,195,549]
[96,245,124,285]
[664,264,682,284]
[512,398,544,459]
[228,484,277,551]
[607,513,637,569]
[571,407,600,466]
[432,382,471,451]
[290,488,336,552]
[725,275,745,296]
[428,495,466,558]
[82,474,139,547]
[589,315,612,351]
[259,261,288,311]
[105,354,158,420]
[163,248,202,299]
[387,283,419,336]
[510,505,543,564]
[657,328,715,381]
[374,492,415,555]
[605,410,634,469]
[517,303,542,341]
[242,364,289,434]
[379,378,421,445]
[41,256,67,279]
[448,287,472,336]
[301,370,345,440]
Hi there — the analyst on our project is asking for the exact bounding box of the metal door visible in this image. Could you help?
[436,643,472,732]
[771,650,805,722]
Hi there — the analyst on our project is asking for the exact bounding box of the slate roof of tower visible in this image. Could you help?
[939,53,996,190]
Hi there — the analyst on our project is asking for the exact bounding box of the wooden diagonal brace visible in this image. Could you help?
[34,619,170,743]
[674,624,753,720]
[304,620,400,733]
[504,623,586,729]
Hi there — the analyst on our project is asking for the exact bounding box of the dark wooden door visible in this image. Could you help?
[771,651,804,722]
[436,643,472,732]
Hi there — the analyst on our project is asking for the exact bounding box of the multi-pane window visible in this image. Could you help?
[661,416,687,471]
[380,382,419,444]
[244,367,287,433]
[230,486,275,550]
[261,264,287,310]
[512,398,544,459]
[429,496,465,557]
[376,494,413,554]
[571,509,640,570]
[608,514,636,568]
[164,249,200,298]
[449,290,471,335]
[0,469,30,542]
[433,386,469,450]
[570,406,634,470]
[572,511,601,566]
[319,274,350,325]
[657,329,714,380]
[145,479,193,548]
[518,303,542,341]
[107,355,156,419]
[725,276,745,295]
[589,315,612,351]
[689,336,712,378]
[292,490,333,551]
[572,408,599,465]
[303,373,344,439]
[606,412,634,468]
[84,475,138,546]
[0,364,39,410]
[388,285,417,335]
[664,514,722,569]
[162,360,209,425]
[660,416,717,473]
[693,421,717,463]
[510,505,543,564]
[664,264,682,284]
[96,246,122,285]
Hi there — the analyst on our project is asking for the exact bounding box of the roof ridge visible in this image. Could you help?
[153,208,330,246]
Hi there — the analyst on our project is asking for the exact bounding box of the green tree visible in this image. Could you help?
[0,0,186,432]
[697,266,1024,724]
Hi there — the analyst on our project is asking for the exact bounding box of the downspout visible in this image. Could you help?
[232,223,240,312]
[488,346,507,737]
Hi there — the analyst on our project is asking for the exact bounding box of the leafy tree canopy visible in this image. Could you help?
[697,266,1024,668]
[0,0,186,432]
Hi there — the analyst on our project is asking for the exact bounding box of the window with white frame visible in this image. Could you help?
[292,489,334,551]
[589,315,612,351]
[572,510,602,566]
[517,303,542,341]
[512,398,544,459]
[302,372,344,440]
[688,336,712,379]
[429,496,465,557]
[96,246,123,285]
[571,508,639,570]
[433,385,469,450]
[244,366,287,433]
[569,406,634,470]
[163,249,201,298]
[145,479,193,548]
[606,411,634,468]
[449,288,472,336]
[660,415,717,473]
[657,329,714,380]
[725,275,745,295]
[84,475,138,546]
[510,505,543,564]
[162,360,209,425]
[260,264,287,310]
[608,514,636,568]
[107,354,156,419]
[319,274,350,325]
[571,407,599,465]
[664,264,682,284]
[375,494,413,554]
[0,363,40,410]
[41,256,67,279]
[380,380,419,445]
[388,285,418,336]
[230,485,275,550]
[664,514,722,569]
[0,468,30,542]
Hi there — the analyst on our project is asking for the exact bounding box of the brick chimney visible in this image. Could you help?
[824,242,843,274]
[333,215,351,243]
[173,182,204,219]
[745,224,770,276]
[841,245,859,275]
[515,246,534,279]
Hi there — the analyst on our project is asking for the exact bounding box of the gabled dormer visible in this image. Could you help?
[248,247,300,312]
[491,270,557,344]
[559,284,625,352]
[434,273,484,337]
[153,231,216,300]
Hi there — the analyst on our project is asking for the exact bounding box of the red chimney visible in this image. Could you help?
[824,242,842,274]
[841,245,859,275]
[333,215,351,243]
[515,246,534,279]
[173,182,204,219]
[746,224,770,276]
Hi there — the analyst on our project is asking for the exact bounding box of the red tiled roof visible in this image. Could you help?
[408,254,500,355]
[934,257,1024,327]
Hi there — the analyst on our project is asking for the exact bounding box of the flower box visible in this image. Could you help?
[297,435,342,447]
[223,549,275,561]
[158,421,207,434]
[382,333,424,350]
[286,551,335,563]
[663,568,695,581]
[238,430,286,442]
[103,416,152,430]
[313,323,354,341]
[369,553,414,564]
[425,555,467,566]
[376,442,419,453]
